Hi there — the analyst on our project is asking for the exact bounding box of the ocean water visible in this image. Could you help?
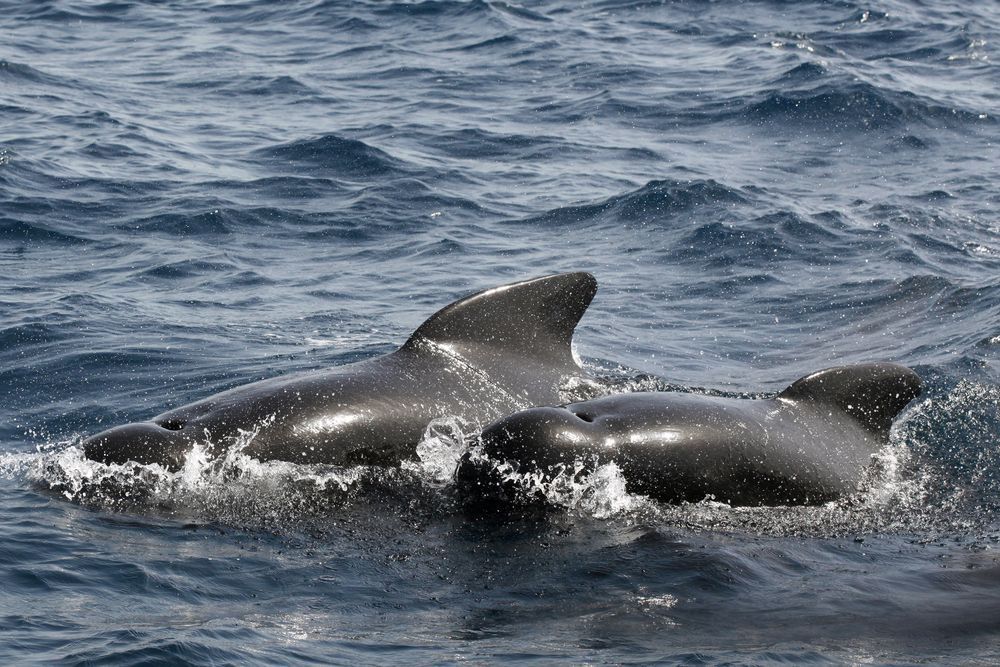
[2,0,999,663]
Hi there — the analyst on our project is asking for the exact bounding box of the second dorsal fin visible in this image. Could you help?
[778,363,922,437]
[402,272,597,371]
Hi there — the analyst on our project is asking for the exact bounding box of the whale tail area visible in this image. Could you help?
[403,272,597,373]
[778,363,923,437]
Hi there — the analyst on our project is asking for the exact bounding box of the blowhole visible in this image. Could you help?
[573,411,595,423]
[157,418,186,431]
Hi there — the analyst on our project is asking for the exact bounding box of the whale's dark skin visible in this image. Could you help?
[457,363,922,506]
[83,272,598,470]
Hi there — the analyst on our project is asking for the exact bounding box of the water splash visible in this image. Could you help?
[460,445,646,519]
[4,418,371,520]
[404,415,474,485]
[899,379,1000,514]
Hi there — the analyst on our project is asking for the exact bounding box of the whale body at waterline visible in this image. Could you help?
[456,363,922,506]
[83,272,598,470]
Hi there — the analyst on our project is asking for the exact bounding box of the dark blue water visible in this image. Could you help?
[3,0,999,663]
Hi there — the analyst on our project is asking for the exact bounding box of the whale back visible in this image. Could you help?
[778,363,922,438]
[402,272,597,377]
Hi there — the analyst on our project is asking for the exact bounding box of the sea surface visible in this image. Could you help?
[2,0,999,664]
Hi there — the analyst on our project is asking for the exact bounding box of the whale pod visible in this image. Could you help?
[456,363,922,506]
[83,272,598,470]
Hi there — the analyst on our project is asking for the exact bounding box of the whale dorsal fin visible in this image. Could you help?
[402,272,597,371]
[778,363,922,437]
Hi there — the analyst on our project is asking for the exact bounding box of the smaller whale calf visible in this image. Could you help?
[456,363,922,506]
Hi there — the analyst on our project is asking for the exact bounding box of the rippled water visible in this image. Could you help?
[2,1,999,664]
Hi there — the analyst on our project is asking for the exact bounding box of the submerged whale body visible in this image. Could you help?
[457,363,922,506]
[83,272,598,470]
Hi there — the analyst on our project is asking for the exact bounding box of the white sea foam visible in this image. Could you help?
[404,416,474,485]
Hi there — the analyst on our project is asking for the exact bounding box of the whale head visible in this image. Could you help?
[454,405,606,503]
[83,420,198,469]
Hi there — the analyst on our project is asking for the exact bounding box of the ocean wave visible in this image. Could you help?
[116,210,233,237]
[773,61,828,85]
[113,205,332,237]
[80,140,149,162]
[254,134,407,180]
[0,322,71,352]
[205,176,349,201]
[0,219,92,246]
[444,34,521,52]
[176,74,322,100]
[737,76,993,130]
[743,82,930,129]
[134,258,242,282]
[669,220,796,267]
[517,178,754,227]
[9,1,134,23]
[369,0,498,19]
[239,75,319,97]
[426,127,559,160]
[0,59,73,87]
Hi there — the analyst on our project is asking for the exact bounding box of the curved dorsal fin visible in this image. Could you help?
[402,272,597,371]
[778,363,922,436]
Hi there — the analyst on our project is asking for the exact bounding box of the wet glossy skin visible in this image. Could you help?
[458,363,922,506]
[84,346,521,469]
[83,272,598,470]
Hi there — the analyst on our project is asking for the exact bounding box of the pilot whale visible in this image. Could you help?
[83,272,598,470]
[456,363,922,506]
